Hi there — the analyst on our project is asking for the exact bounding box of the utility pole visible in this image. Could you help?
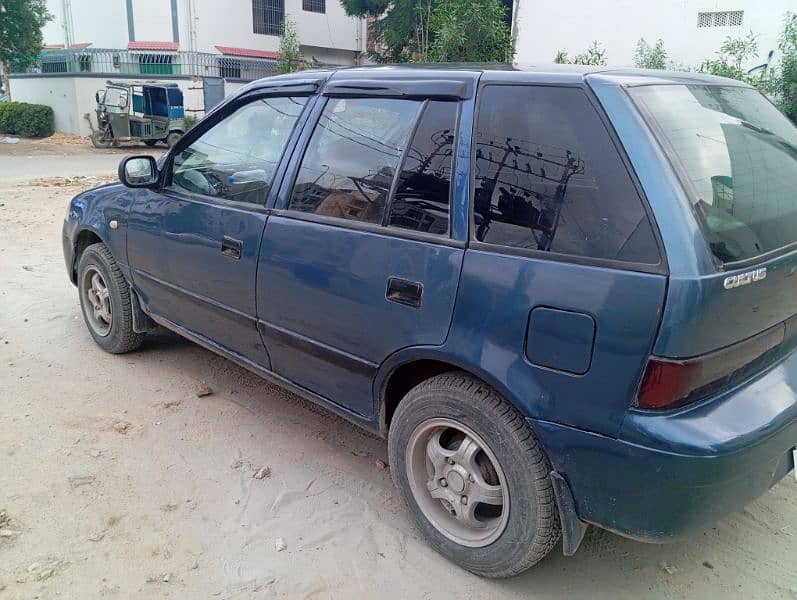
[61,0,75,47]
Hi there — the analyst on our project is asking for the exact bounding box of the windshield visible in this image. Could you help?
[631,84,797,263]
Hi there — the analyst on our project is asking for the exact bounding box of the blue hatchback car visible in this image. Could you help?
[63,65,797,577]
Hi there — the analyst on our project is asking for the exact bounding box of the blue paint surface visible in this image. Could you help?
[62,66,797,544]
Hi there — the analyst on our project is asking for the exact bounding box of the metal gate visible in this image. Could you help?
[203,77,225,112]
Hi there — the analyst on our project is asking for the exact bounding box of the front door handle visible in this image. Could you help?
[221,236,243,260]
[386,277,423,308]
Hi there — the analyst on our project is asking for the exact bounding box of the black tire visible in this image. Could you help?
[90,130,112,149]
[144,139,158,147]
[77,243,145,354]
[388,372,561,578]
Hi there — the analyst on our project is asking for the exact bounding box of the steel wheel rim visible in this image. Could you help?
[81,266,112,337]
[406,418,509,547]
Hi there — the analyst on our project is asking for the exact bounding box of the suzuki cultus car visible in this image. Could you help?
[63,66,797,578]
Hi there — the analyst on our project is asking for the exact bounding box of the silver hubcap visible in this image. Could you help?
[406,418,509,547]
[82,267,112,336]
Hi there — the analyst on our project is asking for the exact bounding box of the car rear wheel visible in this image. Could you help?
[77,243,145,354]
[388,372,561,578]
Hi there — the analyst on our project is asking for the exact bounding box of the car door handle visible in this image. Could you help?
[221,236,242,260]
[386,277,423,308]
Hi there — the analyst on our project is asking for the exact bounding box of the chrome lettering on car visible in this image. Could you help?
[723,267,767,290]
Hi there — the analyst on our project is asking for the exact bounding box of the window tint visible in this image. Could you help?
[289,97,420,225]
[631,85,797,263]
[474,85,660,264]
[387,101,456,235]
[169,96,306,204]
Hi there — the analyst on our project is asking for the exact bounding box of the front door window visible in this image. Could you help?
[169,96,307,205]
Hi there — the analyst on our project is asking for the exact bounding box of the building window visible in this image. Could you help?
[253,0,285,36]
[41,54,68,73]
[303,0,325,13]
[218,57,242,79]
[697,11,744,28]
[77,54,92,72]
[138,54,175,75]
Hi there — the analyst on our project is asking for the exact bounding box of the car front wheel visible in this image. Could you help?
[77,243,145,354]
[388,372,561,578]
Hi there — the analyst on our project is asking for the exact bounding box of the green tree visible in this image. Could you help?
[554,41,607,66]
[773,12,797,123]
[699,31,758,80]
[428,0,513,62]
[277,18,304,74]
[634,38,667,69]
[341,0,433,62]
[0,0,51,101]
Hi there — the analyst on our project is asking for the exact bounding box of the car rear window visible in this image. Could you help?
[631,84,797,264]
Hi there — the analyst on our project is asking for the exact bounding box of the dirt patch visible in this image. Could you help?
[0,135,163,157]
[0,175,795,599]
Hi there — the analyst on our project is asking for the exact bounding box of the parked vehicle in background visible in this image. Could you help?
[62,65,797,578]
[88,81,185,149]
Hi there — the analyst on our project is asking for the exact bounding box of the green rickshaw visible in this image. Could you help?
[89,81,186,148]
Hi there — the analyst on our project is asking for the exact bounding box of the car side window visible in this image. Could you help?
[473,85,660,264]
[386,101,457,235]
[169,96,307,205]
[288,97,421,225]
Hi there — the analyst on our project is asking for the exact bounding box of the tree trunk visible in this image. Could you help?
[1,60,11,102]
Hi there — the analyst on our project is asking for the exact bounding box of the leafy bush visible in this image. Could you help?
[277,19,304,74]
[183,114,197,130]
[0,101,54,137]
[699,31,759,80]
[634,38,667,69]
[428,0,513,62]
[553,41,607,66]
[773,12,797,123]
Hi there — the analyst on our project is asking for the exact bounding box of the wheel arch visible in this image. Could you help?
[70,228,105,284]
[375,348,536,438]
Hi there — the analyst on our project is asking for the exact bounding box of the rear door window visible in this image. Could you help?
[387,101,457,235]
[631,84,797,263]
[473,85,661,265]
[288,97,421,225]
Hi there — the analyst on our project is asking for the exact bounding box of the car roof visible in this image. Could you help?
[248,63,751,94]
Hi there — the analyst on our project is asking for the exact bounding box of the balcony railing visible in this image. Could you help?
[10,48,280,81]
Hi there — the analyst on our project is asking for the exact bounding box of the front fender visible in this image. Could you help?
[64,182,138,280]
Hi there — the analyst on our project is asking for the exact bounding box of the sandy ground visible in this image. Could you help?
[0,143,796,599]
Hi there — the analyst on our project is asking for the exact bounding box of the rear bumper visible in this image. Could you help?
[532,347,797,542]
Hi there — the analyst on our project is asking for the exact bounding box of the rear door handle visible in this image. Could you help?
[221,236,243,259]
[386,277,423,308]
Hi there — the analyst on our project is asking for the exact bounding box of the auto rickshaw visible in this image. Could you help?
[88,81,185,148]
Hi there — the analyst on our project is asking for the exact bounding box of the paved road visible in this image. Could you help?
[0,138,161,182]
[0,153,128,181]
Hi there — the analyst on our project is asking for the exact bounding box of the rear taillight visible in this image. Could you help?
[636,323,786,410]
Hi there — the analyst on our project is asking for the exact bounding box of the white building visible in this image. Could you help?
[41,0,366,66]
[11,0,365,135]
[513,0,793,71]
